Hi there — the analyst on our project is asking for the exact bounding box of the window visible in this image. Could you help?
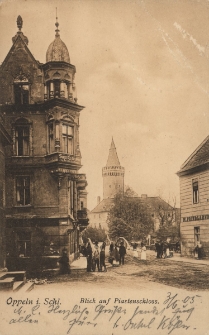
[192,179,199,204]
[16,176,30,206]
[48,123,54,153]
[54,80,60,98]
[80,201,84,210]
[62,124,73,154]
[17,232,31,257]
[15,126,29,156]
[194,227,200,245]
[14,84,29,104]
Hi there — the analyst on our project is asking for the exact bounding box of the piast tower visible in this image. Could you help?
[89,139,125,231]
[102,138,125,199]
[0,16,88,273]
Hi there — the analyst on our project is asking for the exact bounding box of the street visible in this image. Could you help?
[33,251,209,292]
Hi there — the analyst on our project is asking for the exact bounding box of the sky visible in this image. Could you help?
[0,0,209,210]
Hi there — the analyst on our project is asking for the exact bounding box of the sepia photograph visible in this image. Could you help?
[0,0,209,334]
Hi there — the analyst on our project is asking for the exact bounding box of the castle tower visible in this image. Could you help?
[102,138,125,199]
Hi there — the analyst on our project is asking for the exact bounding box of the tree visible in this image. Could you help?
[82,227,107,244]
[155,199,180,241]
[107,192,154,242]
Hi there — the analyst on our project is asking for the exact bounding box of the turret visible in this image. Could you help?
[43,14,77,102]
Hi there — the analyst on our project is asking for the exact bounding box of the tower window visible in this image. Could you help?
[16,176,30,206]
[14,84,29,104]
[192,179,199,204]
[62,124,73,154]
[54,80,60,98]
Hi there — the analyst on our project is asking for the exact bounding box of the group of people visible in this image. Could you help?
[84,241,107,272]
[109,241,126,265]
[155,240,181,259]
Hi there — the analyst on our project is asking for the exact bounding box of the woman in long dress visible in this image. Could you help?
[141,243,146,260]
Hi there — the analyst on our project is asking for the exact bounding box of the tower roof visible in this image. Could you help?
[46,14,70,63]
[106,138,121,166]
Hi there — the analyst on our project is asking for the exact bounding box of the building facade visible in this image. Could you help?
[0,16,88,273]
[0,114,12,270]
[177,136,209,258]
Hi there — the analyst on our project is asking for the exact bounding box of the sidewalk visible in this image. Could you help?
[70,256,87,270]
[147,250,209,266]
[168,253,209,266]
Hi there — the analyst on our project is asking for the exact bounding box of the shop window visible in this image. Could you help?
[192,179,199,204]
[62,124,73,154]
[194,227,200,245]
[16,176,30,206]
[17,231,31,257]
[15,126,29,156]
[14,83,29,104]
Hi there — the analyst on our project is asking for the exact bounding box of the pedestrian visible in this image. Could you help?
[58,249,71,274]
[197,243,203,260]
[141,242,146,260]
[159,241,164,258]
[155,241,160,258]
[93,241,100,271]
[86,242,92,272]
[119,242,126,265]
[111,245,120,266]
[109,242,114,253]
[165,242,170,258]
[100,242,107,272]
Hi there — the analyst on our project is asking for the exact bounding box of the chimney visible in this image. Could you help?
[141,194,147,198]
[97,196,101,205]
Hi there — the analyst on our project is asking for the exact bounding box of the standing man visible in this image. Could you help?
[93,241,100,271]
[100,242,107,272]
[86,242,92,272]
[119,242,126,265]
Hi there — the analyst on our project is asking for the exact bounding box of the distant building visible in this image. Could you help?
[89,139,178,234]
[89,138,124,230]
[177,136,209,258]
[0,16,88,273]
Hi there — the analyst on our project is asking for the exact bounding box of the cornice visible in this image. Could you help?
[0,98,85,114]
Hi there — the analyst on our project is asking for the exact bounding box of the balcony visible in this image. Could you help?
[45,152,81,172]
[77,209,89,231]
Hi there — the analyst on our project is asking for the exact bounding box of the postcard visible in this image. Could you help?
[0,0,209,334]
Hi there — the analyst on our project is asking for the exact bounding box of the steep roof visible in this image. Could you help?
[178,135,209,174]
[90,196,174,214]
[91,198,114,213]
[106,138,121,166]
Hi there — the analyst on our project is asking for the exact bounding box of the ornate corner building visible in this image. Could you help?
[0,16,88,273]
